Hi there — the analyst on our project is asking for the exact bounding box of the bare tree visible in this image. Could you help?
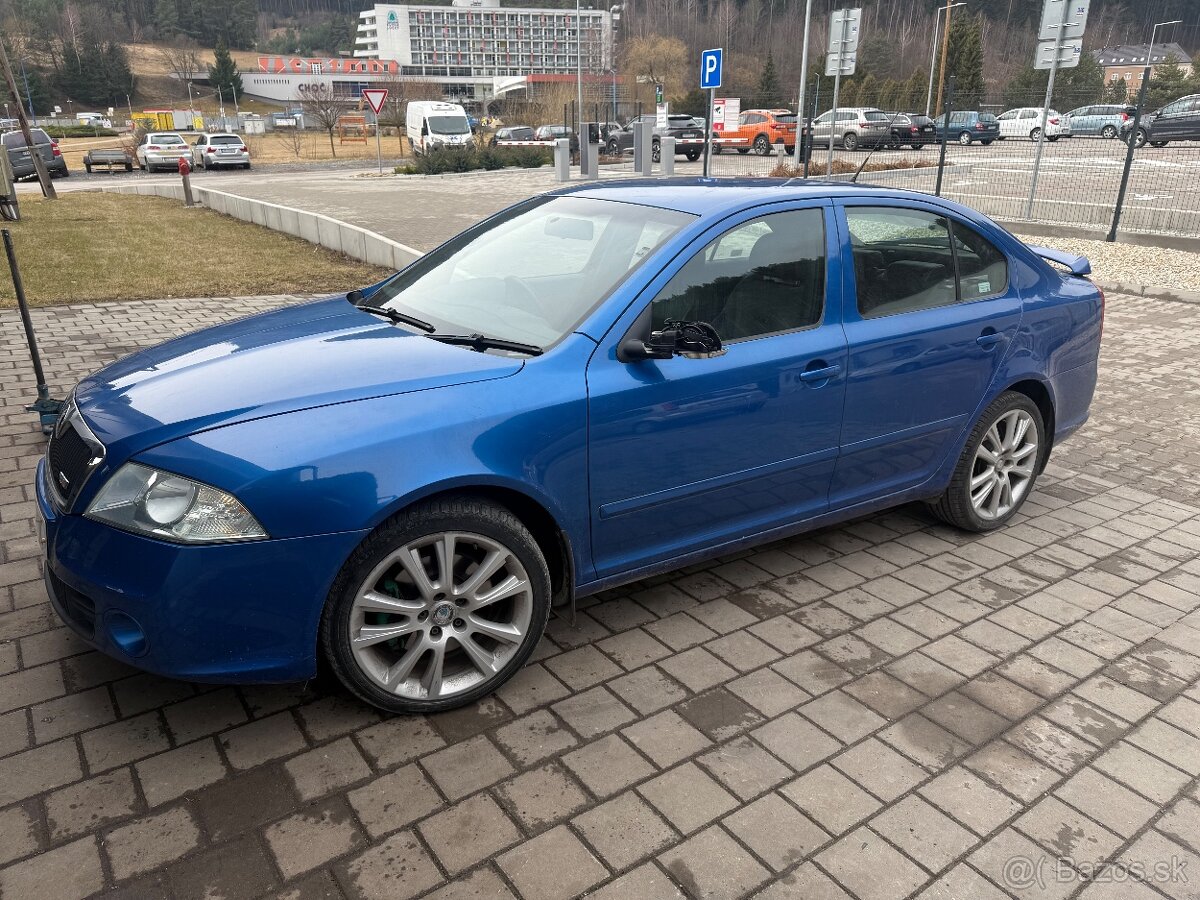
[278,117,305,158]
[157,40,203,98]
[297,82,350,157]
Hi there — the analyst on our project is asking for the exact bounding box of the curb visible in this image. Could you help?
[1094,280,1200,306]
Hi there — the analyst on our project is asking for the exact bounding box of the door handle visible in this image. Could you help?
[799,363,842,382]
[976,332,1005,349]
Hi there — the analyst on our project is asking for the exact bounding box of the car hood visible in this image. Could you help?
[74,296,523,459]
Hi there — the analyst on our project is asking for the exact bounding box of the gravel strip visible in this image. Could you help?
[1021,235,1200,293]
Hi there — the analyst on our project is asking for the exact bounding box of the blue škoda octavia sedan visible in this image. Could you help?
[37,179,1103,714]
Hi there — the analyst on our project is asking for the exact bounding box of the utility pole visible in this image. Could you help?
[0,41,55,199]
[927,2,965,116]
[933,0,954,123]
[792,0,814,165]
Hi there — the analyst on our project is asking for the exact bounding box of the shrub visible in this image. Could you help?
[769,157,938,177]
[398,144,552,175]
[44,125,119,138]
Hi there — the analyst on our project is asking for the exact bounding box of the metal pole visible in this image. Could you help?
[703,87,714,177]
[933,0,954,123]
[19,58,34,120]
[793,0,814,165]
[576,0,584,142]
[0,42,55,200]
[375,113,383,174]
[826,11,848,177]
[1023,0,1069,219]
[3,228,62,430]
[927,2,965,116]
[935,75,955,196]
[804,77,819,178]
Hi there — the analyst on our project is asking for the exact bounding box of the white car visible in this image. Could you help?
[191,133,250,170]
[135,132,191,172]
[996,108,1071,141]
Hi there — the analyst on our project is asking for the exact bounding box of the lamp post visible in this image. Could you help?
[1107,18,1182,241]
[926,1,965,117]
[792,0,814,165]
[576,0,584,135]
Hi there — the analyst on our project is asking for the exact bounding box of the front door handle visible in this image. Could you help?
[799,363,842,383]
[976,331,1005,349]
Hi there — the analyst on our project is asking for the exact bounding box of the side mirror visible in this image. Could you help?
[421,124,429,135]
[619,321,726,363]
[620,326,678,362]
[346,288,364,305]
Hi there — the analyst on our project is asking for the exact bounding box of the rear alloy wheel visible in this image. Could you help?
[842,132,858,151]
[651,141,661,163]
[606,139,619,155]
[1047,135,1059,142]
[754,134,771,155]
[929,391,1045,532]
[322,497,551,713]
[1101,124,1117,139]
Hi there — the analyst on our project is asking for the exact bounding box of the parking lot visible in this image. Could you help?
[2,284,1200,899]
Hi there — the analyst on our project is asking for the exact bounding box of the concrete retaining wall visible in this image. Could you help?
[101,183,423,271]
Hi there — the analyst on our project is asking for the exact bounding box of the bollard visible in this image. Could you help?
[583,139,599,181]
[636,121,654,176]
[178,156,195,207]
[554,138,570,182]
[775,140,788,171]
[632,122,646,172]
[660,137,676,176]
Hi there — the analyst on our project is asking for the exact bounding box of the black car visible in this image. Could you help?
[489,125,535,147]
[885,113,937,149]
[2,128,69,180]
[1122,94,1200,148]
[605,114,704,162]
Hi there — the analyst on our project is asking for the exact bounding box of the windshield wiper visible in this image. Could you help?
[358,306,435,333]
[429,333,543,356]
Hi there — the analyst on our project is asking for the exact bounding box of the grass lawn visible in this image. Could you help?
[0,192,391,307]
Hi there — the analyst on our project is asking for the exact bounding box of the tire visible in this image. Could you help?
[911,143,923,150]
[754,133,771,155]
[1047,135,1059,142]
[684,150,700,161]
[980,139,994,146]
[958,131,972,145]
[244,161,251,169]
[737,148,750,154]
[712,142,722,155]
[84,163,92,173]
[651,140,660,163]
[124,162,132,172]
[321,496,552,714]
[1150,140,1168,148]
[842,132,858,151]
[928,391,1046,532]
[1029,127,1041,141]
[1101,125,1117,139]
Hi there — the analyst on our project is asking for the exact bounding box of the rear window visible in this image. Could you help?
[864,111,889,121]
[775,114,798,123]
[979,114,998,124]
[210,136,243,145]
[153,135,186,145]
[3,130,49,148]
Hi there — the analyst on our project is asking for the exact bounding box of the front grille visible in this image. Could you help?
[47,422,92,507]
[48,569,96,638]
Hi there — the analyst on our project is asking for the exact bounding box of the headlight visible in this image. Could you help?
[86,463,267,543]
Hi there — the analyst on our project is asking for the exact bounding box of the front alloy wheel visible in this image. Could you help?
[958,131,972,145]
[929,391,1045,531]
[842,132,858,151]
[323,497,551,713]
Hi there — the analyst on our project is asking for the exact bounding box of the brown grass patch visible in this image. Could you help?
[769,157,938,177]
[0,193,389,307]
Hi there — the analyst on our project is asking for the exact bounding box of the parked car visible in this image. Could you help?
[605,114,704,161]
[533,124,579,153]
[2,128,69,179]
[489,126,535,147]
[810,108,892,150]
[1121,94,1200,148]
[933,110,1001,145]
[83,147,134,173]
[713,108,798,155]
[996,108,1068,141]
[1064,104,1135,138]
[885,113,937,149]
[135,132,191,172]
[38,180,1102,713]
[191,133,250,170]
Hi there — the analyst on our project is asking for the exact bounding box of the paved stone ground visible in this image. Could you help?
[2,290,1200,900]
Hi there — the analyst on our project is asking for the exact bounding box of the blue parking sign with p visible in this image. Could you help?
[701,48,723,89]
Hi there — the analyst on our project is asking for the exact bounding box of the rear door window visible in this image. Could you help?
[846,207,957,319]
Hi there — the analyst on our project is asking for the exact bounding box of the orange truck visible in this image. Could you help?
[715,108,798,155]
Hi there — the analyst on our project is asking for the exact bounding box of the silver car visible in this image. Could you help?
[192,133,251,170]
[810,107,892,150]
[135,132,191,172]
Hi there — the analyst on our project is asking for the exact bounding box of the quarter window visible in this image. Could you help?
[953,223,1008,298]
[651,209,825,342]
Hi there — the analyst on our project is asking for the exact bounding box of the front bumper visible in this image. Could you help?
[37,458,368,683]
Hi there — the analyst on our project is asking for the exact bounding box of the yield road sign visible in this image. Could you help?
[701,48,723,90]
[362,89,388,115]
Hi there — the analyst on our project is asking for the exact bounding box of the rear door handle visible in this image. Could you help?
[976,332,1005,349]
[799,363,842,382]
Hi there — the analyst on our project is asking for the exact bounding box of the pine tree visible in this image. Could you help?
[756,52,785,108]
[154,0,179,38]
[1103,76,1129,104]
[1146,55,1191,110]
[855,73,878,109]
[944,15,984,108]
[904,69,928,114]
[208,39,243,103]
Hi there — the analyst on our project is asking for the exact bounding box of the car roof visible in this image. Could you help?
[556,177,992,221]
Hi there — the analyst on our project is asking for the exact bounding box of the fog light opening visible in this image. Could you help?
[106,612,148,658]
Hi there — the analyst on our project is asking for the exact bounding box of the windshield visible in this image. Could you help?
[428,116,470,135]
[369,196,693,348]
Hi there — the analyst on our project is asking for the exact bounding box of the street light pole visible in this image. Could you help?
[1106,18,1181,241]
[926,2,965,116]
[792,0,814,165]
[576,0,584,137]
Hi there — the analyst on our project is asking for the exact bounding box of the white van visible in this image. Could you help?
[406,101,472,153]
